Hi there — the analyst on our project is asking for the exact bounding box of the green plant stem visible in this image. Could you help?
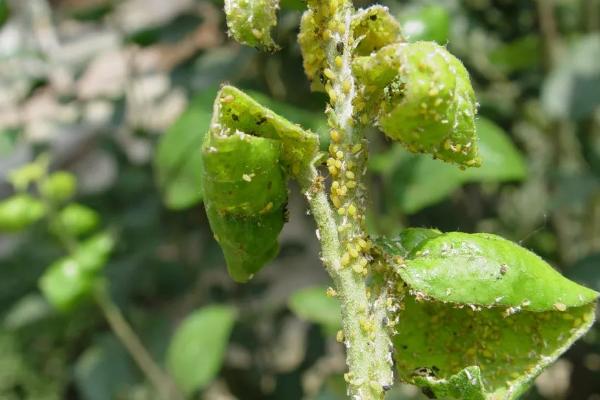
[301,165,393,400]
[94,285,184,400]
[301,2,395,398]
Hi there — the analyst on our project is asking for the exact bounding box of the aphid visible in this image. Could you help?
[336,41,344,54]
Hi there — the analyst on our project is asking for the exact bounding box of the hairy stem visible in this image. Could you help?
[301,2,394,398]
[95,285,184,400]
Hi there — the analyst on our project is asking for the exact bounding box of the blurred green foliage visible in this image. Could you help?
[1,0,600,399]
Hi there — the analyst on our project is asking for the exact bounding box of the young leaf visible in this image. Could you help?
[299,4,402,91]
[39,171,77,203]
[166,305,236,395]
[351,6,403,56]
[154,89,218,210]
[224,0,280,52]
[39,232,114,311]
[377,42,479,167]
[378,232,598,398]
[0,195,46,232]
[50,203,100,237]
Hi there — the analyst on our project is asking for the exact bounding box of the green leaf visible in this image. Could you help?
[378,232,598,399]
[396,232,597,310]
[212,86,320,177]
[400,5,450,44]
[288,286,341,334]
[352,6,403,56]
[154,88,218,210]
[462,118,527,182]
[356,42,479,167]
[39,172,77,203]
[166,305,236,395]
[38,232,115,311]
[203,86,319,282]
[74,335,136,400]
[489,36,541,74]
[224,0,280,52]
[50,203,100,237]
[0,0,9,27]
[0,194,46,232]
[395,296,595,399]
[542,34,600,120]
[372,118,526,214]
[245,90,329,146]
[202,132,287,282]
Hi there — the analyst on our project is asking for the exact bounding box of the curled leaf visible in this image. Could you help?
[202,133,287,282]
[203,86,318,282]
[352,5,403,56]
[354,42,480,167]
[299,4,402,91]
[212,86,319,178]
[224,0,280,52]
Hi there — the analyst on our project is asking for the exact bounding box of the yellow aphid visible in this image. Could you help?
[324,68,335,80]
[342,81,352,94]
[329,91,338,104]
[331,130,341,142]
[326,287,337,297]
[351,144,362,154]
[334,159,343,169]
[341,252,351,267]
[335,150,344,160]
[337,207,346,216]
[348,204,357,217]
[328,165,338,176]
[251,28,263,39]
[335,56,343,68]
[346,180,356,189]
[345,171,355,180]
[357,238,368,249]
[336,330,345,343]
[338,185,348,196]
[352,263,364,274]
[331,195,341,208]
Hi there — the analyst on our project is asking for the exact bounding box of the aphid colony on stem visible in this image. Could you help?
[200,0,600,399]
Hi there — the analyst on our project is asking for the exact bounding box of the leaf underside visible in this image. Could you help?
[377,230,598,399]
[395,297,595,399]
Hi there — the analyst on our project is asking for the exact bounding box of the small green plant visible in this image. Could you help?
[0,156,185,400]
[198,1,599,399]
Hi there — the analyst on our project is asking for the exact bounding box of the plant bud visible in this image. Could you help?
[224,0,280,51]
